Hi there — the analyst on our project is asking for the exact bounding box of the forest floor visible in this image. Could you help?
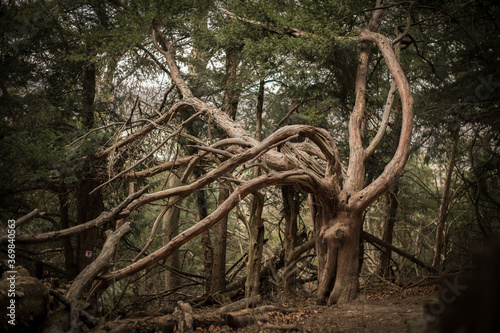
[101,284,439,333]
[216,285,438,333]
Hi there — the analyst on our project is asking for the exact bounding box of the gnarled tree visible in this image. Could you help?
[84,1,414,305]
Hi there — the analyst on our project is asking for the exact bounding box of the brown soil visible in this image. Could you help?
[198,286,438,333]
[230,287,436,333]
[92,286,439,333]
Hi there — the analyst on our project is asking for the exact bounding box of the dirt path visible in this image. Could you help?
[270,295,433,333]
[236,287,438,333]
[93,287,438,333]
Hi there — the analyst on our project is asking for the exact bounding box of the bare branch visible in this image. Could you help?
[218,7,315,38]
[0,187,147,245]
[15,209,41,228]
[152,29,193,99]
[100,169,317,284]
[122,156,195,179]
[351,30,414,211]
[94,100,188,159]
[66,222,131,300]
[90,111,202,195]
[365,79,397,158]
[181,138,251,183]
[119,125,340,217]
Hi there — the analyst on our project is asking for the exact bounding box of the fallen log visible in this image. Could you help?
[214,295,261,314]
[225,310,269,329]
[361,230,437,273]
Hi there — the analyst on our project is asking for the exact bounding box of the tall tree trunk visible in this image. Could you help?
[282,185,299,293]
[244,80,266,297]
[245,192,264,298]
[432,134,458,269]
[210,186,228,294]
[209,47,243,294]
[163,173,182,295]
[76,62,104,272]
[221,48,242,120]
[377,184,399,279]
[195,169,213,294]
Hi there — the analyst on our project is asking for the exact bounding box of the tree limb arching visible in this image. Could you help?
[350,30,414,211]
[118,125,341,218]
[100,169,320,285]
[152,28,343,175]
[365,78,397,158]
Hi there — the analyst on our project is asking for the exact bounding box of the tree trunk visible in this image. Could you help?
[76,62,104,272]
[76,180,104,272]
[244,82,266,297]
[432,134,458,269]
[208,47,243,294]
[245,192,264,298]
[210,186,228,294]
[282,185,299,293]
[377,184,399,279]
[221,47,242,120]
[326,210,363,305]
[59,193,77,279]
[312,195,336,304]
[195,173,213,294]
[163,173,182,295]
[313,194,364,305]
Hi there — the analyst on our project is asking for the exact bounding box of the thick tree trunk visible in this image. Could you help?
[432,134,458,269]
[163,174,182,294]
[313,194,364,305]
[326,210,363,305]
[312,196,336,304]
[377,184,399,278]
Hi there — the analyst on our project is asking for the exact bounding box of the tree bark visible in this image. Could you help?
[195,171,213,294]
[76,180,104,271]
[76,62,104,272]
[59,193,77,279]
[210,186,228,294]
[163,173,182,295]
[244,85,266,298]
[245,192,264,298]
[377,184,399,278]
[67,222,131,300]
[282,185,299,293]
[432,134,458,269]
